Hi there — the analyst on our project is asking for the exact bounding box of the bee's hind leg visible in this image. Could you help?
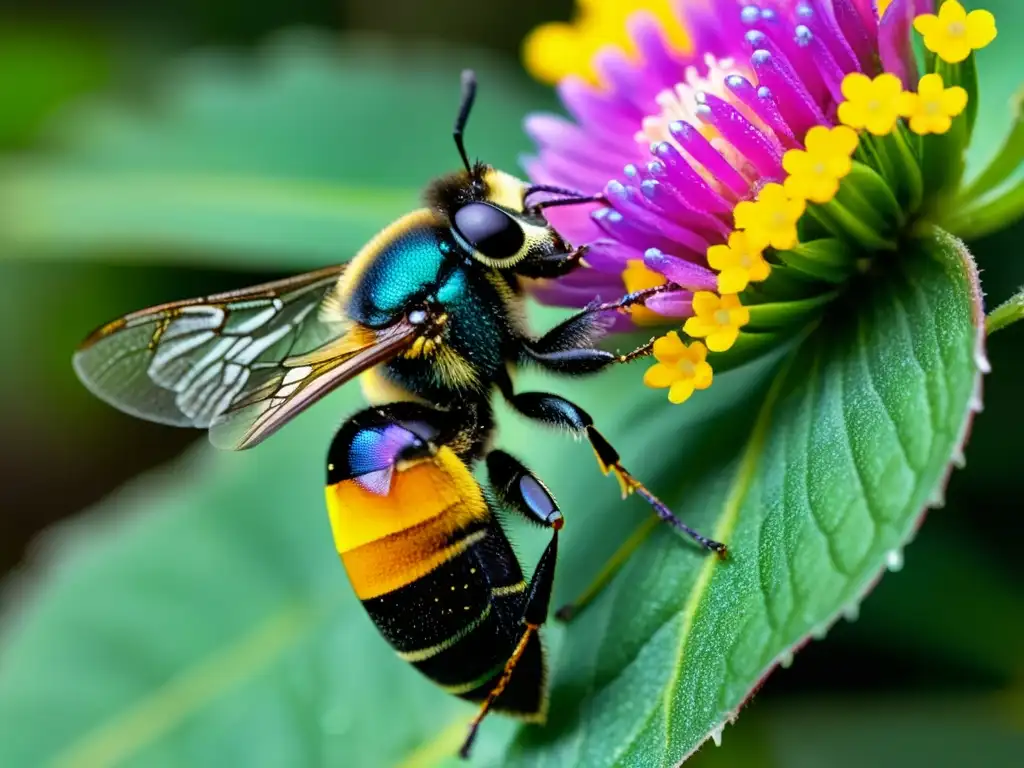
[458,461,561,759]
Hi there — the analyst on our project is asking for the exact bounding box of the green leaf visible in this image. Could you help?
[508,229,985,765]
[0,31,552,268]
[0,384,513,767]
[0,26,112,147]
[0,231,984,765]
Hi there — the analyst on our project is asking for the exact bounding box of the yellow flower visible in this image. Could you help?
[898,73,968,135]
[877,0,895,14]
[782,125,860,204]
[621,259,667,325]
[913,1,997,64]
[643,333,713,404]
[706,231,772,293]
[733,183,806,251]
[837,73,906,136]
[523,0,689,86]
[683,292,749,352]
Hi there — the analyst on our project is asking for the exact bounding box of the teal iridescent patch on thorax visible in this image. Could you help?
[349,226,456,328]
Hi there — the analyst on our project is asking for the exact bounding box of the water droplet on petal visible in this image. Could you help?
[886,549,904,572]
[842,602,860,622]
[928,485,946,509]
[779,650,794,668]
[952,449,967,469]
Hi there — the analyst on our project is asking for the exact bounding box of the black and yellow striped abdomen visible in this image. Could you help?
[326,418,547,720]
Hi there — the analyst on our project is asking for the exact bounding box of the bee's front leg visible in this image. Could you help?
[513,244,588,279]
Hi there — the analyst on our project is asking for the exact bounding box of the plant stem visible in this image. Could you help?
[987,288,1024,335]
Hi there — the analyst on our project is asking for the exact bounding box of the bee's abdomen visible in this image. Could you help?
[326,434,545,718]
[359,519,545,717]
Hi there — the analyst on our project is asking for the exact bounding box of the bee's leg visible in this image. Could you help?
[523,288,672,374]
[459,488,560,759]
[513,244,588,279]
[485,449,564,529]
[502,390,726,556]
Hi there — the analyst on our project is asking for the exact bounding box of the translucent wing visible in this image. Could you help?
[73,265,419,450]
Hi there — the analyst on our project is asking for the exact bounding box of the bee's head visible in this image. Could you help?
[426,165,572,270]
[424,71,600,273]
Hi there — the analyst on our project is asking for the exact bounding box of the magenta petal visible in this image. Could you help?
[643,291,693,318]
[538,203,604,247]
[644,248,718,290]
[584,238,639,273]
[879,0,927,88]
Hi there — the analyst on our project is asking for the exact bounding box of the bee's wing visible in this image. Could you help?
[73,265,419,450]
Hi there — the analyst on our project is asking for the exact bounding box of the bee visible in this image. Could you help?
[74,71,725,758]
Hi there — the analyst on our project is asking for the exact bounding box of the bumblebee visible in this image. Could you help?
[74,71,725,757]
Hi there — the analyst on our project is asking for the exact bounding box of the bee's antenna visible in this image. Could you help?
[454,70,478,175]
[533,194,607,211]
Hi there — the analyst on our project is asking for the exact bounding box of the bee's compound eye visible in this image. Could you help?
[453,202,525,261]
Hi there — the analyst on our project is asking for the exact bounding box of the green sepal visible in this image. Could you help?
[958,87,1024,205]
[921,131,967,212]
[807,164,900,253]
[745,263,827,302]
[775,239,860,284]
[837,162,904,235]
[745,292,837,331]
[938,51,979,142]
[705,328,795,373]
[884,125,925,215]
[947,176,1024,240]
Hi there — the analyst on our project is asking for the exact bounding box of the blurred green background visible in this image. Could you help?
[0,1,1022,766]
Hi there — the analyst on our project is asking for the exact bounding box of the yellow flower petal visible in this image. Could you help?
[687,340,708,364]
[966,10,997,48]
[652,330,686,363]
[691,290,721,316]
[706,327,740,352]
[717,267,749,294]
[840,72,872,102]
[941,86,969,116]
[668,379,696,404]
[692,361,713,390]
[683,315,716,338]
[912,14,941,38]
[643,362,678,389]
[938,1,967,24]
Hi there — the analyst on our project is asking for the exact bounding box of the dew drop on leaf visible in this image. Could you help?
[710,724,724,747]
[974,348,992,374]
[885,549,905,572]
